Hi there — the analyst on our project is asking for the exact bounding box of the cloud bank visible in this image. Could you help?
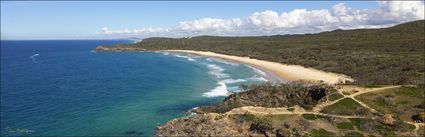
[95,1,424,38]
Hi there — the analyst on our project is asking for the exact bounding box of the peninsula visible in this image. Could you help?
[96,20,425,136]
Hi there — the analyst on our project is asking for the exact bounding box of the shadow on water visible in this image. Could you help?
[123,130,144,136]
[155,99,222,115]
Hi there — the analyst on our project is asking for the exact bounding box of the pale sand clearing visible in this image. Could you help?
[166,50,353,84]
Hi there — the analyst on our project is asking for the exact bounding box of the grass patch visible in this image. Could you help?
[237,112,257,122]
[287,107,295,112]
[342,91,352,95]
[344,131,364,137]
[321,98,371,116]
[328,93,344,101]
[308,128,335,137]
[407,123,416,130]
[373,124,395,136]
[355,87,424,121]
[349,118,363,130]
[337,122,355,130]
[302,114,320,120]
[265,114,289,121]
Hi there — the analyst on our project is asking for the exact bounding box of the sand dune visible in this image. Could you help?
[167,50,353,84]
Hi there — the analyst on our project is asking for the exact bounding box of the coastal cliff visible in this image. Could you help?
[155,83,424,137]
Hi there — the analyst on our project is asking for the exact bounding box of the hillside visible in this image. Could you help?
[155,83,424,137]
[99,20,425,87]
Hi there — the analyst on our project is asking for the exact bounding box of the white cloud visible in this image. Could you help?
[369,1,425,24]
[248,9,338,30]
[179,18,242,32]
[95,1,424,38]
[97,27,169,36]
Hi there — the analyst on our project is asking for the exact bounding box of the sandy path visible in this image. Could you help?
[313,85,401,113]
[166,50,353,84]
[227,86,401,120]
[345,85,401,114]
[226,106,371,119]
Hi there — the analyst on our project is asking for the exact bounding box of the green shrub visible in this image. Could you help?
[287,107,295,112]
[302,114,318,120]
[344,131,364,137]
[238,112,256,122]
[309,128,335,137]
[328,93,344,101]
[249,117,273,135]
[337,122,355,130]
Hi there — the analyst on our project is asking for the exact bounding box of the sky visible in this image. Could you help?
[1,1,424,40]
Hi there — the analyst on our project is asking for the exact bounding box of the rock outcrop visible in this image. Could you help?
[95,45,146,51]
[194,83,335,114]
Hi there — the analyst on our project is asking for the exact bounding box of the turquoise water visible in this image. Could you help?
[0,40,268,136]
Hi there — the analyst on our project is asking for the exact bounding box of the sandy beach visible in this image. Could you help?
[167,50,353,85]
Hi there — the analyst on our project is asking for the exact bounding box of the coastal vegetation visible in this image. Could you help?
[96,20,425,136]
[100,20,425,87]
[193,82,336,113]
[155,83,423,136]
[355,86,425,121]
[320,98,372,116]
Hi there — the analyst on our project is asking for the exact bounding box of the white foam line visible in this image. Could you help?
[247,76,268,82]
[247,65,267,76]
[203,82,229,97]
[221,78,247,84]
[207,64,229,78]
[206,58,239,66]
[172,54,196,62]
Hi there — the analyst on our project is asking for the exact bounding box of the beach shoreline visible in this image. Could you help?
[165,50,353,85]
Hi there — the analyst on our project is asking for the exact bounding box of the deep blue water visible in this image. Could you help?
[0,40,267,136]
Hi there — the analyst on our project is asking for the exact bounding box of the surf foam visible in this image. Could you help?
[221,78,247,84]
[203,82,229,97]
[206,58,239,66]
[173,54,196,61]
[247,76,268,82]
[247,65,267,76]
[207,64,229,78]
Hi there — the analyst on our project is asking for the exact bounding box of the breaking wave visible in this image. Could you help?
[207,64,229,78]
[203,82,229,97]
[30,54,40,64]
[206,58,239,66]
[173,54,196,62]
[221,78,247,84]
[248,76,268,82]
[247,65,267,76]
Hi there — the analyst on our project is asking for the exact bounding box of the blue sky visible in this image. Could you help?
[1,1,423,40]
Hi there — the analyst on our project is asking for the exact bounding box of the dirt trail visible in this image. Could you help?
[226,86,402,120]
[346,85,401,114]
[313,85,401,113]
[226,106,371,119]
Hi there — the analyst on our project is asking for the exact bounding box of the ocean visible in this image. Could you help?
[0,40,268,136]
